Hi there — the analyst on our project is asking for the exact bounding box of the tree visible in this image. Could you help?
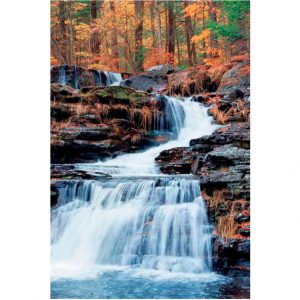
[155,0,162,49]
[58,1,68,64]
[167,1,175,65]
[110,0,119,69]
[150,1,156,47]
[183,1,197,66]
[90,1,100,54]
[50,0,250,70]
[134,0,144,71]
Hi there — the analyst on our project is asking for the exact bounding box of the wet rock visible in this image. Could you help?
[168,65,212,96]
[74,127,111,141]
[51,164,110,180]
[51,140,118,164]
[155,147,188,163]
[51,83,77,101]
[51,65,123,89]
[51,105,72,121]
[239,226,250,237]
[190,123,250,149]
[146,64,175,77]
[127,74,168,93]
[94,86,151,107]
[217,62,250,94]
[51,84,167,163]
[155,147,192,174]
[50,182,58,207]
[216,238,250,259]
[205,145,250,166]
[160,162,191,175]
[119,79,133,88]
[80,114,101,124]
[235,212,250,224]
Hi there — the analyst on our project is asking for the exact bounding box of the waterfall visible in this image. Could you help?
[54,65,122,88]
[94,70,123,87]
[52,178,212,273]
[73,66,79,89]
[85,96,219,175]
[104,71,123,85]
[59,65,67,85]
[51,96,219,279]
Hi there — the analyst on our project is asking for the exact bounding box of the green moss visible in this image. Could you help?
[95,86,148,106]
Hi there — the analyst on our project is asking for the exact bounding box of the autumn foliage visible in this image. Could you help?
[51,0,250,73]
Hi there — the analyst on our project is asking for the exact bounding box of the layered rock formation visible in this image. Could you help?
[156,59,250,276]
[51,84,166,163]
[51,58,250,276]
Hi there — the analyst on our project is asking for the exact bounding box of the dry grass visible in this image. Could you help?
[202,188,250,240]
[210,105,233,124]
[130,133,142,144]
[90,103,110,118]
[216,214,238,240]
[216,199,248,240]
[129,107,152,131]
[202,189,227,211]
[73,103,89,116]
[51,119,72,130]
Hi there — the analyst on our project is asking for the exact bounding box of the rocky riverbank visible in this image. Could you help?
[51,56,250,277]
[51,84,169,163]
[155,57,250,276]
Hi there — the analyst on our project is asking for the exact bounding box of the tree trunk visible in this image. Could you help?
[58,1,68,64]
[175,24,181,66]
[90,1,100,55]
[183,2,192,66]
[110,0,119,69]
[167,1,175,65]
[208,1,219,57]
[150,0,156,47]
[90,1,97,19]
[134,0,144,72]
[66,2,74,65]
[165,1,168,53]
[202,1,206,60]
[155,0,162,49]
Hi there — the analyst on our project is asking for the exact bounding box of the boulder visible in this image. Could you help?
[51,65,123,89]
[204,145,250,166]
[51,164,111,180]
[168,65,212,96]
[146,64,175,77]
[190,123,250,149]
[217,62,250,94]
[51,84,170,163]
[127,74,168,93]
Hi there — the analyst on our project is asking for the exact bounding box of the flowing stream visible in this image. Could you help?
[51,96,250,298]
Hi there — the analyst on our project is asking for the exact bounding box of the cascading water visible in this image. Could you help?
[59,65,67,85]
[94,70,123,87]
[52,178,212,273]
[83,96,218,175]
[51,96,220,283]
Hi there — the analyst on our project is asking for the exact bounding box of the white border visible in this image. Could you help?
[1,0,300,299]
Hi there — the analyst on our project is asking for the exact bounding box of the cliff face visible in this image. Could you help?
[50,58,250,276]
[51,84,166,163]
[156,60,250,276]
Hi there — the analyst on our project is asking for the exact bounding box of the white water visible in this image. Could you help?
[85,96,218,176]
[57,65,122,88]
[51,96,219,280]
[94,70,123,86]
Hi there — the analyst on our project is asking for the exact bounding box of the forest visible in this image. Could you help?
[51,0,250,72]
[50,1,251,298]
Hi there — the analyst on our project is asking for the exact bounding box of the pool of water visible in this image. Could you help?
[51,267,250,299]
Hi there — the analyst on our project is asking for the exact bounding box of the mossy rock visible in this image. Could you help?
[94,86,149,107]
